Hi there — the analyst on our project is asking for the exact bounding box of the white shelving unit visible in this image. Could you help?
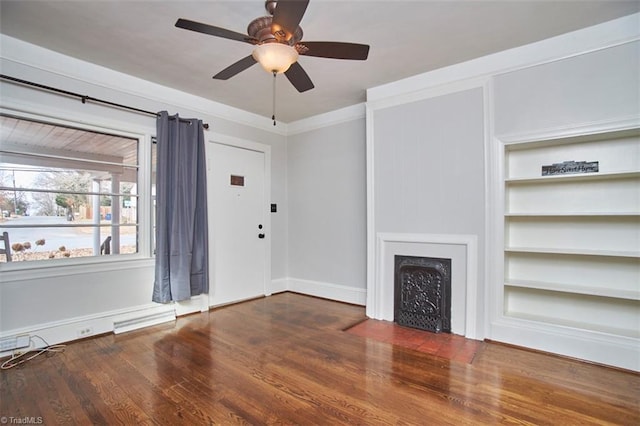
[503,129,640,339]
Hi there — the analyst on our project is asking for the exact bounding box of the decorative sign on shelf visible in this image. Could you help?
[541,160,599,176]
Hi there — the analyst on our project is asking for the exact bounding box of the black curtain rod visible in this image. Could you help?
[0,74,209,130]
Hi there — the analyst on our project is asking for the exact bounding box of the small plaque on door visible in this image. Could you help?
[230,175,245,186]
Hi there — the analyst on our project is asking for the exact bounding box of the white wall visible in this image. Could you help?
[286,112,367,304]
[373,88,485,235]
[0,35,288,347]
[493,41,640,137]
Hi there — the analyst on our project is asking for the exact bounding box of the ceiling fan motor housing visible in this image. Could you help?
[248,15,303,45]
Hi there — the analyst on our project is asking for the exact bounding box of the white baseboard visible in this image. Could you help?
[490,317,640,372]
[0,303,176,357]
[271,278,289,294]
[175,293,209,316]
[286,277,366,306]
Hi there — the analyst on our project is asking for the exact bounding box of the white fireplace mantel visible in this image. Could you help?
[368,232,479,339]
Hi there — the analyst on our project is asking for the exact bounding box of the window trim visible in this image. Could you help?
[0,257,156,282]
[0,108,155,275]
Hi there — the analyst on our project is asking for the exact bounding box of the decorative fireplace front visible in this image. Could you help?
[394,255,451,333]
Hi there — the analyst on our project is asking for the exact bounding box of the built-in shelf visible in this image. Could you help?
[504,280,640,301]
[503,128,640,150]
[502,127,640,347]
[505,246,640,258]
[505,212,640,217]
[505,170,640,184]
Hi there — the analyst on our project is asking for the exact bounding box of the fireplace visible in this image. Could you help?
[368,233,479,339]
[394,255,451,333]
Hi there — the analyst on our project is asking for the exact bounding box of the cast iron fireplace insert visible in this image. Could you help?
[394,255,451,333]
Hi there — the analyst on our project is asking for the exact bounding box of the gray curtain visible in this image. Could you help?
[152,111,209,303]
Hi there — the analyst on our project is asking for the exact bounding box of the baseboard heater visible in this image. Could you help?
[113,309,176,334]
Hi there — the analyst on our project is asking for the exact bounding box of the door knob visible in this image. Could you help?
[258,233,265,239]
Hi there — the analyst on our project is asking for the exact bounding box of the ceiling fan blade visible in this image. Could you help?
[176,18,256,44]
[298,42,370,60]
[284,61,314,93]
[271,0,309,41]
[213,56,258,80]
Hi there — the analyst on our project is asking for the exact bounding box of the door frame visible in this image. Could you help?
[207,133,272,304]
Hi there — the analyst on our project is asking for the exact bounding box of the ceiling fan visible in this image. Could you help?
[175,0,370,94]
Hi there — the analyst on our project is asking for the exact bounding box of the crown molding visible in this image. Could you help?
[286,103,365,135]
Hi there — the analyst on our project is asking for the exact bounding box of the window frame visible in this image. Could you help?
[0,108,155,278]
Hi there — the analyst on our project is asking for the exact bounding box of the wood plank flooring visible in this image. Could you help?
[1,292,638,425]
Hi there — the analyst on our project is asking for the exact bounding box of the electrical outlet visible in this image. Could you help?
[77,327,93,338]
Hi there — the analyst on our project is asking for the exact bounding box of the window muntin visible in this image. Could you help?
[0,115,141,263]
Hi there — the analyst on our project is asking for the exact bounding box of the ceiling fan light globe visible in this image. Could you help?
[252,43,299,74]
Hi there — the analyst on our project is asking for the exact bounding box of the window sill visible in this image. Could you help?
[0,255,155,282]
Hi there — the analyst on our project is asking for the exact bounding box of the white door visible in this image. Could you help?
[208,142,267,306]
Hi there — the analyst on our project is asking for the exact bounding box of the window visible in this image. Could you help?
[0,114,145,264]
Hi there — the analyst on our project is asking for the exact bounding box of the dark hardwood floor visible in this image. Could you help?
[1,292,638,425]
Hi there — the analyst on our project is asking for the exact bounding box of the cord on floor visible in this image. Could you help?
[1,335,66,370]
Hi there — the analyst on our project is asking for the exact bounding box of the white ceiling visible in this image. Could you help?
[1,0,639,124]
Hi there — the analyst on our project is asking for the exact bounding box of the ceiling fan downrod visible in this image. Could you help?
[265,0,277,15]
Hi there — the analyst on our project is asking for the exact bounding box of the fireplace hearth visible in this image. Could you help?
[394,255,451,333]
